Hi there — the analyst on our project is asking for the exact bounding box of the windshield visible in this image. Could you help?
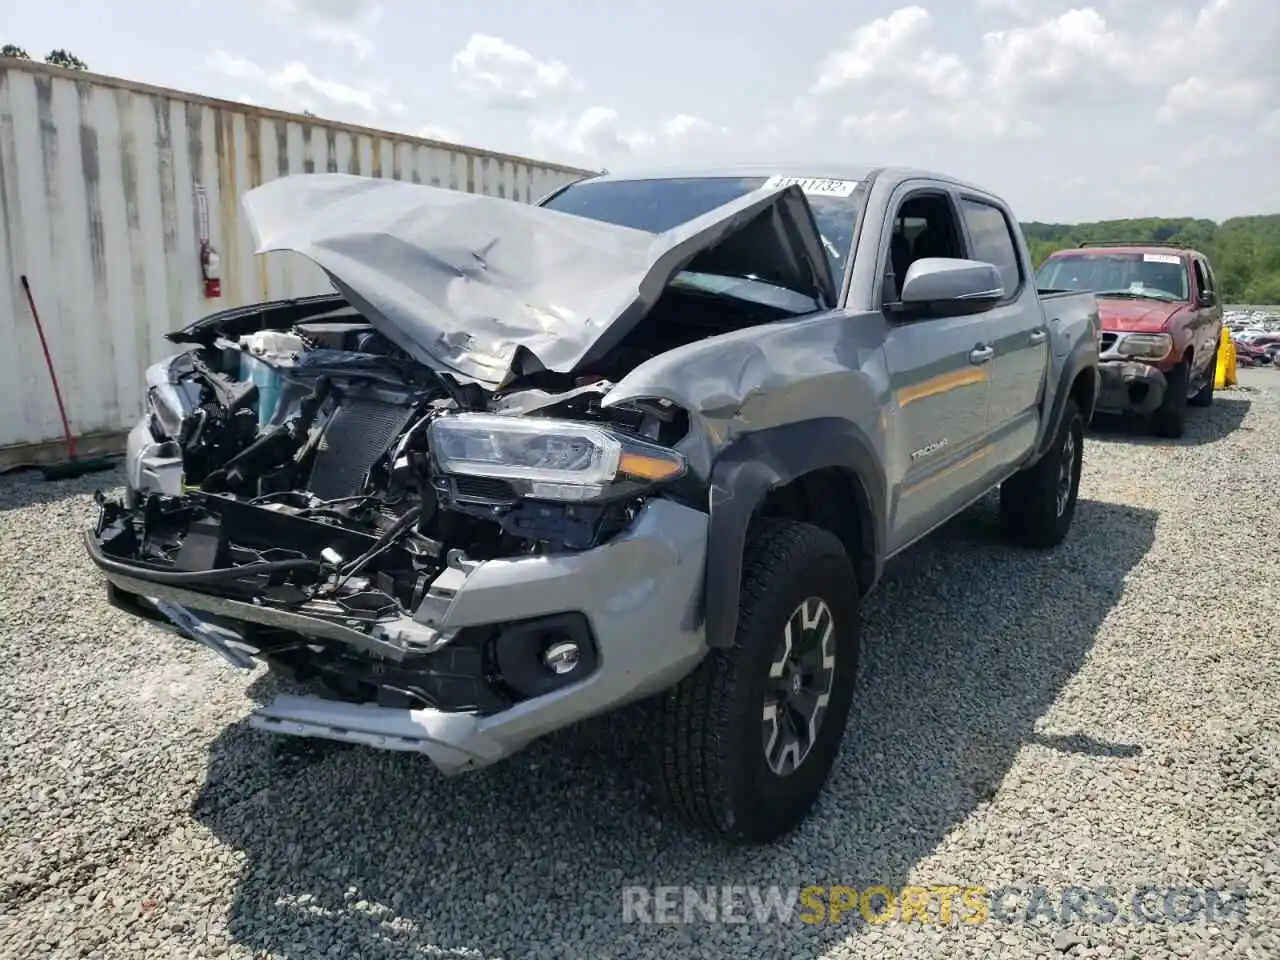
[1036,252,1189,301]
[539,175,861,298]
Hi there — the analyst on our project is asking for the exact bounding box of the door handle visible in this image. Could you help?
[969,345,995,364]
[1029,329,1047,345]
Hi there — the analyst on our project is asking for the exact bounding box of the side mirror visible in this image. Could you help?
[897,258,1005,318]
[1197,290,1216,307]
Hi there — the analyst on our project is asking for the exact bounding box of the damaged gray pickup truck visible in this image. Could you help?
[86,165,1101,842]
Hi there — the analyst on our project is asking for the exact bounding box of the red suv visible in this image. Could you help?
[1036,242,1224,438]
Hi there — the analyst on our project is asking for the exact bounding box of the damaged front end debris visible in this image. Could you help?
[91,335,695,716]
[85,170,840,773]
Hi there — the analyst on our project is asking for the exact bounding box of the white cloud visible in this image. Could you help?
[663,114,726,139]
[528,108,735,166]
[981,8,1124,95]
[1148,0,1278,124]
[269,61,378,114]
[840,108,913,141]
[1133,164,1166,183]
[451,34,581,110]
[975,0,1037,16]
[841,100,1038,145]
[205,50,401,121]
[803,0,1276,161]
[813,7,969,99]
[417,124,461,144]
[265,0,382,60]
[754,96,825,149]
[1173,134,1251,169]
[806,6,1043,146]
[1158,75,1268,122]
[982,1,1278,108]
[206,50,263,82]
[974,0,1076,20]
[1158,0,1274,70]
[530,107,651,164]
[50,0,1280,221]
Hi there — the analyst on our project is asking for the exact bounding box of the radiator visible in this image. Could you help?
[307,398,415,501]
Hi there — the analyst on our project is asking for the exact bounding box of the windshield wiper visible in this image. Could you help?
[1094,289,1177,302]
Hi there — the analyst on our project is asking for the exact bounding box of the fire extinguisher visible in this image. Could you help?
[200,240,221,299]
[195,183,221,298]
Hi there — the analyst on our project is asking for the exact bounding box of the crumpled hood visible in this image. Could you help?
[1097,297,1183,333]
[241,173,837,389]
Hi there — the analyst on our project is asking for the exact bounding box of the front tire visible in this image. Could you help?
[1152,360,1190,437]
[999,397,1084,549]
[1189,351,1217,408]
[656,520,860,843]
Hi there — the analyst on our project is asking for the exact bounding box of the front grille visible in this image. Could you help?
[1100,332,1118,352]
[307,399,415,501]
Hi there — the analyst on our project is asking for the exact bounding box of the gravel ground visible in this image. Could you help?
[2,371,1278,960]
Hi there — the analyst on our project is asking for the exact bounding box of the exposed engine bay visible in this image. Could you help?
[90,284,804,715]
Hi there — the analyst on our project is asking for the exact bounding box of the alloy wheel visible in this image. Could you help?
[762,597,838,776]
[1056,429,1077,518]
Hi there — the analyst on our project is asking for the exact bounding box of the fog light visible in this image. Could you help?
[543,641,581,675]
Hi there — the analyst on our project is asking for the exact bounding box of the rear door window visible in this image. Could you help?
[958,198,1022,297]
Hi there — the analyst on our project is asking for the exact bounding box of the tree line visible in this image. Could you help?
[2,44,88,70]
[1023,215,1280,305]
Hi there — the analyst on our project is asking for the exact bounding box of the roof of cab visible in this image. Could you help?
[560,162,997,197]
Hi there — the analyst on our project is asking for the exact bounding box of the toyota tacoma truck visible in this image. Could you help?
[1035,241,1223,438]
[86,165,1100,842]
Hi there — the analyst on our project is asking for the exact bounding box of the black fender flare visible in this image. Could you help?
[1036,344,1098,460]
[703,418,887,649]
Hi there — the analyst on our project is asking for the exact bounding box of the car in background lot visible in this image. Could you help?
[1234,338,1275,367]
[1241,333,1280,351]
[1036,242,1224,438]
[86,164,1101,842]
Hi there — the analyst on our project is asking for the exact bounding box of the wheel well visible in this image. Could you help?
[1071,367,1098,422]
[756,467,875,593]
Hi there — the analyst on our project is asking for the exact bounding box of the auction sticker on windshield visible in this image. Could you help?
[1143,253,1182,264]
[762,175,858,197]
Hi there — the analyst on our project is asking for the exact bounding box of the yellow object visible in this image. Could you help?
[618,451,684,481]
[1215,326,1237,388]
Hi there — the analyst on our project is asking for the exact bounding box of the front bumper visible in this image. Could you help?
[1095,359,1167,415]
[88,497,710,774]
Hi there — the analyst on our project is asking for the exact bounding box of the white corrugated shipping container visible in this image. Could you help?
[0,59,595,468]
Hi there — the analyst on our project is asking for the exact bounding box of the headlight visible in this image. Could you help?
[428,413,686,502]
[143,356,197,440]
[1115,333,1172,360]
[146,384,186,439]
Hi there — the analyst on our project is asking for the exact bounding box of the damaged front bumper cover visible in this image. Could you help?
[86,498,710,774]
[1095,359,1167,415]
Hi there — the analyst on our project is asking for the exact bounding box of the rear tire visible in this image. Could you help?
[1152,361,1189,438]
[1190,351,1217,408]
[656,519,860,843]
[999,397,1084,549]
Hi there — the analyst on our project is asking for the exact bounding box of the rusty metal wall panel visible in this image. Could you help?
[0,60,594,457]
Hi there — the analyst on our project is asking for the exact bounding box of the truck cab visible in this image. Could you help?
[1035,242,1224,438]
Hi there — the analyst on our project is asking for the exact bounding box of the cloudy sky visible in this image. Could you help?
[3,0,1277,222]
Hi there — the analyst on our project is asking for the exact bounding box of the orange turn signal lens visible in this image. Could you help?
[618,452,684,481]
